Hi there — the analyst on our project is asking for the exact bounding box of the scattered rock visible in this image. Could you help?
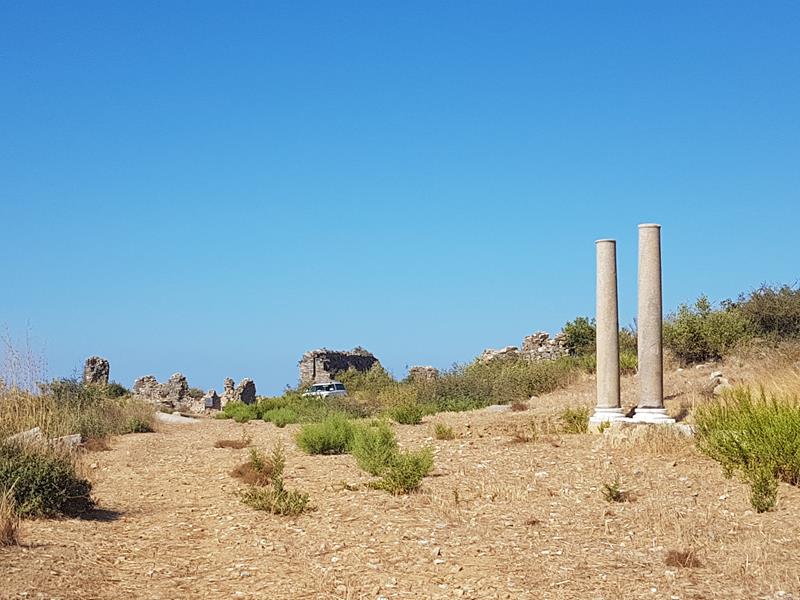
[51,433,82,451]
[408,366,440,381]
[83,356,110,385]
[479,346,521,362]
[6,427,44,445]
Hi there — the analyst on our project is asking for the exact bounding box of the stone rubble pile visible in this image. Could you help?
[480,331,568,363]
[407,366,440,381]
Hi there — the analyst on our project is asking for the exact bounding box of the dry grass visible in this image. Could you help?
[510,401,528,411]
[1,364,799,598]
[82,438,112,452]
[665,548,703,569]
[215,439,250,449]
[0,486,20,546]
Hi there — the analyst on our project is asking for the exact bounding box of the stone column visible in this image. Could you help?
[590,239,625,425]
[633,224,674,423]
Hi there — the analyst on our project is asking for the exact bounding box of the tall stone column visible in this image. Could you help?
[633,224,674,423]
[590,239,625,425]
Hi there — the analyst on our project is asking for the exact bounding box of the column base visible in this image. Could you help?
[589,407,626,425]
[631,407,675,424]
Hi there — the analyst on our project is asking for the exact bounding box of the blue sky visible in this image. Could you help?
[1,2,798,394]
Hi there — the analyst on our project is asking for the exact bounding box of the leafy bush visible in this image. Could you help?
[732,284,800,339]
[350,421,398,475]
[335,364,395,395]
[562,317,596,355]
[433,423,456,440]
[664,296,752,364]
[371,447,434,495]
[261,407,299,428]
[560,406,590,434]
[0,442,93,517]
[295,414,356,455]
[619,350,638,375]
[239,444,311,516]
[694,386,800,512]
[387,401,425,425]
[221,401,259,423]
[105,382,129,398]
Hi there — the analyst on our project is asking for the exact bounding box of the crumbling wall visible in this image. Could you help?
[83,356,110,385]
[299,347,380,384]
[480,331,568,363]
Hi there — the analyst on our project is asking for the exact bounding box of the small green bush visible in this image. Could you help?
[222,401,259,423]
[560,406,590,434]
[370,447,434,495]
[664,296,751,364]
[105,382,129,398]
[387,401,425,425]
[0,443,93,517]
[619,350,638,375]
[261,407,299,428]
[239,444,311,516]
[350,421,398,475]
[433,423,456,440]
[562,317,596,355]
[295,414,356,455]
[694,386,800,512]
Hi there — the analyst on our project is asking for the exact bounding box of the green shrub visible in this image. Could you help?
[560,406,590,434]
[433,423,456,440]
[295,414,356,455]
[0,442,93,517]
[619,350,638,375]
[732,284,800,339]
[335,364,395,395]
[222,401,259,423]
[370,447,434,495]
[562,317,596,355]
[350,421,398,475]
[387,401,425,425]
[261,407,299,428]
[239,444,311,516]
[694,386,800,512]
[664,296,751,364]
[619,326,638,354]
[105,382,129,398]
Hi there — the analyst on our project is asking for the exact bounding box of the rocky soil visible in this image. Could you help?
[2,363,799,599]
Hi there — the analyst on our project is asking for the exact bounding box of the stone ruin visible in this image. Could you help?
[83,356,110,385]
[299,347,380,384]
[132,373,189,409]
[407,365,440,381]
[480,331,568,363]
[219,377,256,408]
[133,372,256,413]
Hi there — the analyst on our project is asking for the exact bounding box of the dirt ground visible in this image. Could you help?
[2,363,799,599]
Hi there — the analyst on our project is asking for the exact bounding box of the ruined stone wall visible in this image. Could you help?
[480,331,568,363]
[299,348,380,384]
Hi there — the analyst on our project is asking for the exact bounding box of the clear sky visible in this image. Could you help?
[1,2,798,394]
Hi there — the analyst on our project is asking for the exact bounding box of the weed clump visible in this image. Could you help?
[0,486,19,546]
[231,448,275,486]
[350,421,398,475]
[370,448,434,495]
[295,414,356,455]
[560,407,590,434]
[239,444,311,516]
[601,477,629,503]
[433,423,456,440]
[694,386,800,512]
